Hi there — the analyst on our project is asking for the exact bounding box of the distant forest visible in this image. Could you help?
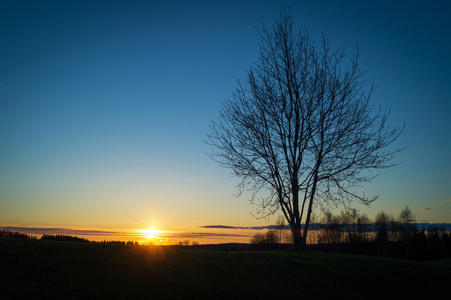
[0,231,138,245]
[252,207,451,261]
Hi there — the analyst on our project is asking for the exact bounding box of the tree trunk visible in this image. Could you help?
[301,198,314,251]
[301,172,319,251]
[291,223,303,250]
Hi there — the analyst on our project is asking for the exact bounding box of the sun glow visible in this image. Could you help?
[141,228,162,239]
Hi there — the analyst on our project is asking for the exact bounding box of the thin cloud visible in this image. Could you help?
[200,224,304,230]
[201,225,246,229]
[162,232,253,239]
[422,207,438,211]
[442,200,451,202]
[0,227,130,236]
[200,225,290,230]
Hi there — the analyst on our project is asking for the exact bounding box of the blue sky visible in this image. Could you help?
[1,0,450,243]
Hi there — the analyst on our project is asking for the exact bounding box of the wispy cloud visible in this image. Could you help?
[0,226,132,237]
[422,207,438,211]
[442,200,451,202]
[199,224,291,230]
[162,232,253,239]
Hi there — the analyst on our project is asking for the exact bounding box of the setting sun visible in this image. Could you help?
[141,228,162,239]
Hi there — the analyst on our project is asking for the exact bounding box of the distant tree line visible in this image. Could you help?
[0,230,37,240]
[312,207,451,260]
[251,207,451,261]
[98,240,139,246]
[41,235,140,246]
[0,231,140,246]
[41,234,91,243]
[176,240,200,249]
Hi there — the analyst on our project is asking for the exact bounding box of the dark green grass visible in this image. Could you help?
[1,238,449,299]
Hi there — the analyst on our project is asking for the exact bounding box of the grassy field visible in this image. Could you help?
[1,238,449,299]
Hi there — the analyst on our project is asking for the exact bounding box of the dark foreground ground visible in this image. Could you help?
[1,238,449,299]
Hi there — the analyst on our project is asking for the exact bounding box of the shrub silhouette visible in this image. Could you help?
[250,230,279,250]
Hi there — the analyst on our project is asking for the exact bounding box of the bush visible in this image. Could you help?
[250,230,279,250]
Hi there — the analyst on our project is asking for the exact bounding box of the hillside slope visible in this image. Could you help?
[1,238,449,299]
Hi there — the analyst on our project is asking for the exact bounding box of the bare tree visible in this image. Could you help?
[397,206,416,259]
[207,11,404,249]
[275,214,288,246]
[375,211,393,257]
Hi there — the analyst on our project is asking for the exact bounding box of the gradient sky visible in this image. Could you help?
[1,0,450,244]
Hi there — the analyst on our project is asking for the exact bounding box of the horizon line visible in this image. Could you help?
[2,221,451,238]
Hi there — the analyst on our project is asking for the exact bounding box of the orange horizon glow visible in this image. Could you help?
[0,224,260,245]
[139,228,168,245]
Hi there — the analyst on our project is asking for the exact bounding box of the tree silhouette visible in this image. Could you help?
[250,230,279,250]
[397,206,416,259]
[207,10,404,249]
